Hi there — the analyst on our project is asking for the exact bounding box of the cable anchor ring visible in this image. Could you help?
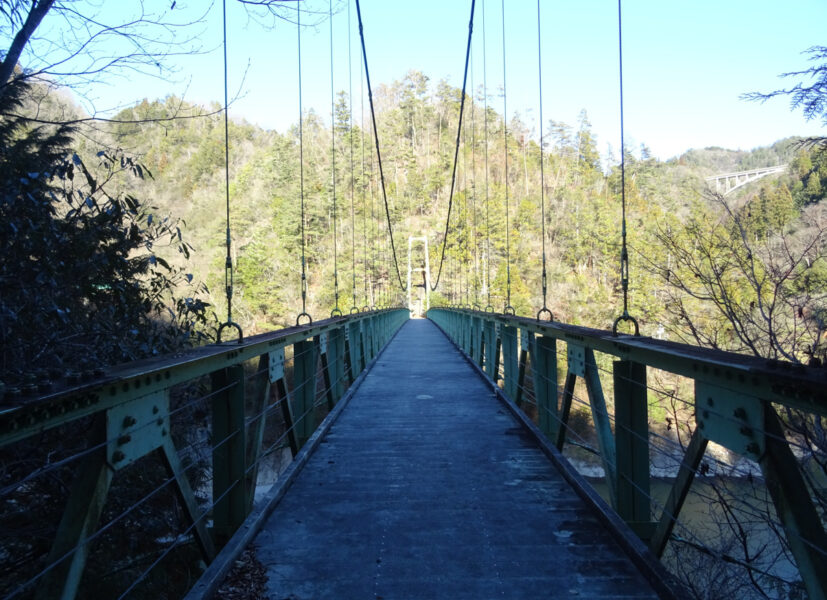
[217,321,243,344]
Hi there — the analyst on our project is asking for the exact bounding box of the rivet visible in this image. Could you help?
[117,435,131,445]
[746,442,760,455]
[707,397,714,407]
[112,450,125,463]
[733,407,747,420]
[123,416,137,428]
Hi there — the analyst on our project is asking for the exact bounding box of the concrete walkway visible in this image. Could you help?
[253,319,662,599]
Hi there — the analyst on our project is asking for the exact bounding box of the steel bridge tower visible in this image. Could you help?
[407,236,430,317]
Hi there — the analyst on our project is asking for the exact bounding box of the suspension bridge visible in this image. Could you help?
[1,0,826,599]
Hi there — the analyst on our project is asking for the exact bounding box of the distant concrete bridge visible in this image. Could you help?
[705,164,788,196]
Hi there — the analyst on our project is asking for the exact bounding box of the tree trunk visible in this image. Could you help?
[0,0,56,90]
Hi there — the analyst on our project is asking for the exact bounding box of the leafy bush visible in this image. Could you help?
[0,80,212,388]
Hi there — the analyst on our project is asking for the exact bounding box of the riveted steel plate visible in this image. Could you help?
[696,381,765,460]
[568,344,586,377]
[106,390,169,470]
[269,347,285,382]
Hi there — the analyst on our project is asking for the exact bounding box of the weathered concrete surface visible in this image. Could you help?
[254,319,660,599]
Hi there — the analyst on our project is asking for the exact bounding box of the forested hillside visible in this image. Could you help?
[94,69,825,364]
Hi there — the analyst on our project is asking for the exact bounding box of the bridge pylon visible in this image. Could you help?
[407,236,430,317]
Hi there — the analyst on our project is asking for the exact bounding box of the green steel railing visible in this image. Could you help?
[0,308,408,600]
[428,307,827,600]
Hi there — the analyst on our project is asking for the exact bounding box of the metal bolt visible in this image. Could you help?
[117,435,131,445]
[702,410,710,419]
[739,426,753,437]
[156,418,163,426]
[112,450,125,463]
[123,416,137,428]
[733,407,747,420]
[698,421,705,429]
[161,428,167,436]
[707,397,714,407]
[152,406,159,414]
[746,442,760,456]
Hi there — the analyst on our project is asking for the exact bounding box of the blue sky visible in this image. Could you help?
[61,0,827,161]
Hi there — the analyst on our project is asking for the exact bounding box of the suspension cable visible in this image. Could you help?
[429,0,476,292]
[461,105,469,306]
[361,35,370,310]
[536,0,552,322]
[501,0,514,315]
[470,46,480,308]
[329,0,342,317]
[348,0,358,314]
[612,0,639,336]
[296,2,311,326]
[354,0,407,292]
[217,0,243,343]
[482,0,492,312]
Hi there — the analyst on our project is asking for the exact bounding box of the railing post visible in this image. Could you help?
[210,364,247,543]
[472,316,484,366]
[318,333,335,411]
[614,360,651,539]
[292,338,318,449]
[327,326,346,404]
[514,329,531,408]
[483,320,495,378]
[532,335,557,440]
[347,320,363,377]
[502,325,518,400]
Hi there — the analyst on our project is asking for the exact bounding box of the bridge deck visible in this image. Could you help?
[251,319,664,599]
